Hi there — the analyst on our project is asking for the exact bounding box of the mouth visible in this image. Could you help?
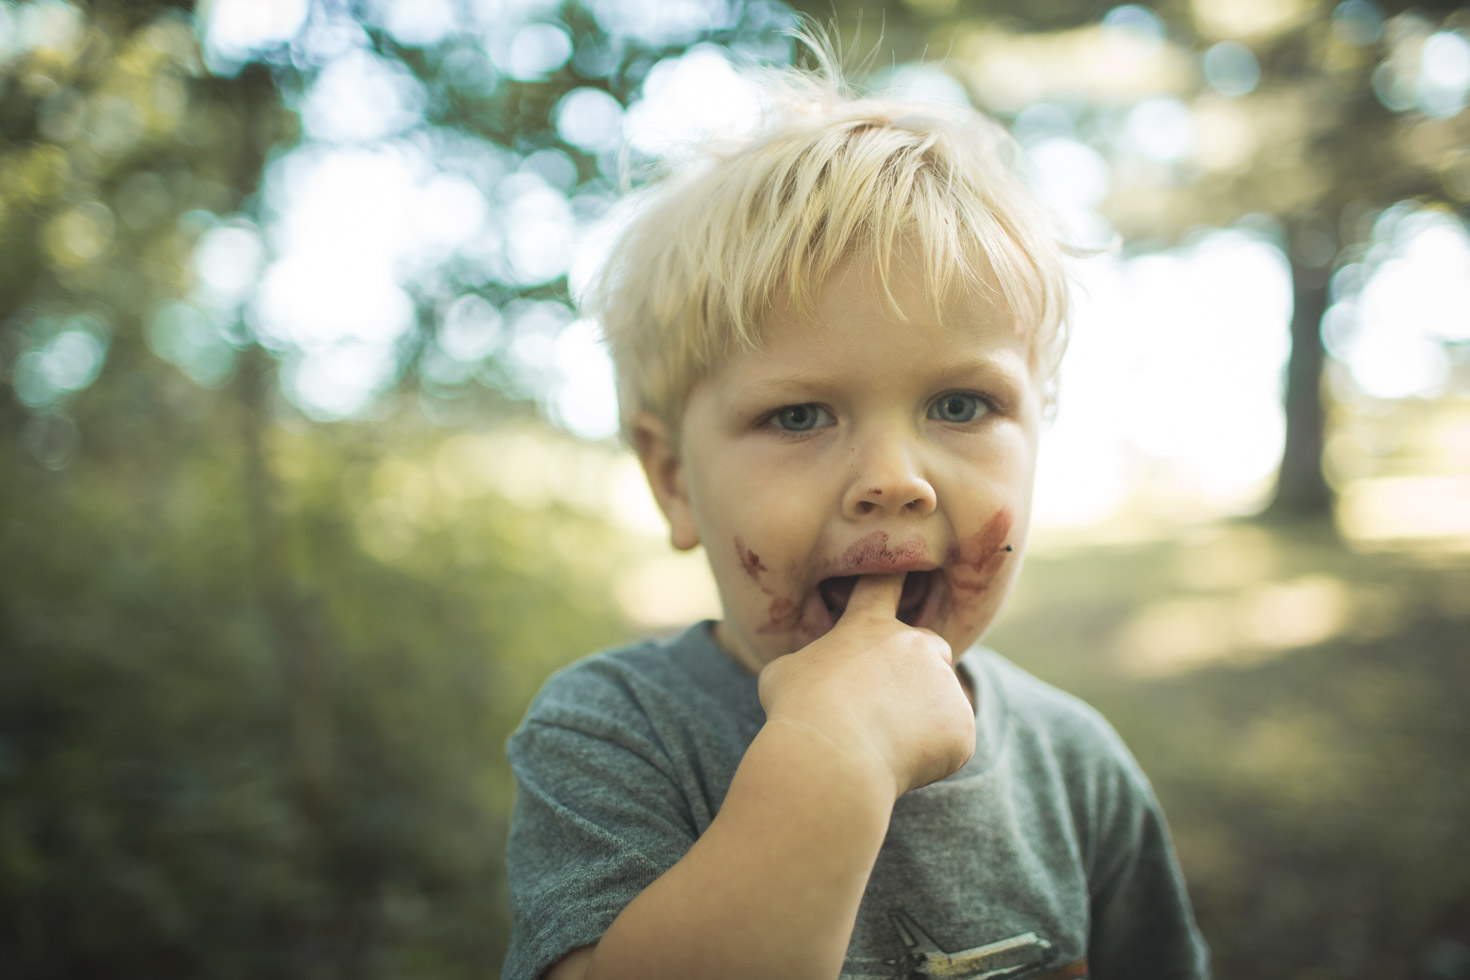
[818,570,936,627]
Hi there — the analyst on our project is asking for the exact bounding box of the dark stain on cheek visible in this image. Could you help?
[735,537,767,579]
[764,596,801,632]
[947,509,1015,600]
[734,536,805,634]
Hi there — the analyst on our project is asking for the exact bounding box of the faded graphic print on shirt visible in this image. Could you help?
[841,910,1089,980]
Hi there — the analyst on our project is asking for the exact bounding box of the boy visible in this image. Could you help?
[503,49,1210,980]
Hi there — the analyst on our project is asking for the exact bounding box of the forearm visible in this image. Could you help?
[583,719,894,980]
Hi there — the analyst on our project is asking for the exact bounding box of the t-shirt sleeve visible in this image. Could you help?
[501,673,701,980]
[1085,741,1211,980]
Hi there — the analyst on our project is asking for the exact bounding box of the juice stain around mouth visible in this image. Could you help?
[735,537,804,634]
[737,511,1014,637]
[947,509,1014,598]
[839,530,927,568]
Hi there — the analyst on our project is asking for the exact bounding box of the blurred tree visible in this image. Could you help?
[0,0,660,975]
[876,0,1470,518]
[1093,0,1468,518]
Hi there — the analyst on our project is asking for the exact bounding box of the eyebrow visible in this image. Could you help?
[737,372,847,399]
[936,350,1032,388]
[731,349,1030,402]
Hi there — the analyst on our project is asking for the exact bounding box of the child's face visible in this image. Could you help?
[638,249,1043,674]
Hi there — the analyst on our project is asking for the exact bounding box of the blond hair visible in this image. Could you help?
[587,41,1077,440]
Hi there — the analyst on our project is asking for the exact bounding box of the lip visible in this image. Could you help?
[805,532,945,630]
[809,567,946,632]
[813,553,946,627]
[825,556,941,577]
[755,531,954,638]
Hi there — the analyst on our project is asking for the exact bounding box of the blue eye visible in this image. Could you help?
[929,393,987,423]
[769,404,832,432]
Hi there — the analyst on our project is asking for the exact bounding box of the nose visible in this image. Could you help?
[842,428,937,520]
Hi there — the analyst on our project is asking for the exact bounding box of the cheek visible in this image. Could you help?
[730,535,821,639]
[953,509,1014,585]
[735,537,768,579]
[942,508,1018,629]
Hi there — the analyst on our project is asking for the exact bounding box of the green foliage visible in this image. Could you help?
[0,368,632,977]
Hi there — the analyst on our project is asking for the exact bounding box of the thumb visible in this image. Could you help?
[842,573,905,621]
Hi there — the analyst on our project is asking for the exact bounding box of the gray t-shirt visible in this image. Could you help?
[504,622,1209,980]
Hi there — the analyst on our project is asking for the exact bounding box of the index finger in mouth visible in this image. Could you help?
[840,573,906,620]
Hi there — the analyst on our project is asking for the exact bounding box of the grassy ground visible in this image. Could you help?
[986,518,1470,980]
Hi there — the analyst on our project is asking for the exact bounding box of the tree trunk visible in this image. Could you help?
[1266,258,1333,519]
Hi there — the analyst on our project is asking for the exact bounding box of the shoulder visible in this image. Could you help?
[974,648,1137,768]
[523,630,691,719]
[510,622,762,769]
[966,653,1210,974]
[523,621,753,719]
[969,649,1161,848]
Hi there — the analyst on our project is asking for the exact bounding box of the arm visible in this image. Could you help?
[547,575,975,980]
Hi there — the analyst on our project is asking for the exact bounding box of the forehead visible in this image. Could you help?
[706,249,1036,398]
[762,248,1027,356]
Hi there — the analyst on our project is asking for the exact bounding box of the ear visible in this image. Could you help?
[632,411,701,552]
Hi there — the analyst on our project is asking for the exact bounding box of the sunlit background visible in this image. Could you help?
[2,1,1468,977]
[69,0,1463,627]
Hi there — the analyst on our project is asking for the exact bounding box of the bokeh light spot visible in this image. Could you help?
[555,87,625,153]
[1324,204,1469,400]
[1416,31,1470,119]
[504,300,573,397]
[45,201,115,266]
[497,21,572,81]
[584,0,738,47]
[250,145,427,373]
[523,148,578,193]
[285,341,398,421]
[1340,326,1448,400]
[372,0,456,48]
[550,318,619,441]
[409,172,490,269]
[302,49,427,142]
[193,220,265,309]
[1372,61,1415,112]
[13,318,109,408]
[201,0,309,73]
[497,173,575,286]
[1204,41,1260,97]
[1012,103,1075,146]
[1331,0,1383,46]
[1028,137,1111,210]
[878,64,971,105]
[439,294,503,363]
[1102,4,1167,46]
[624,44,762,160]
[147,301,237,388]
[1122,97,1194,162]
[6,0,84,60]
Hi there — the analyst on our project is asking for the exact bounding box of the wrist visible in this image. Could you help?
[757,712,905,808]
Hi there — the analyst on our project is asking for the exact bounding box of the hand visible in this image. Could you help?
[756,574,976,799]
